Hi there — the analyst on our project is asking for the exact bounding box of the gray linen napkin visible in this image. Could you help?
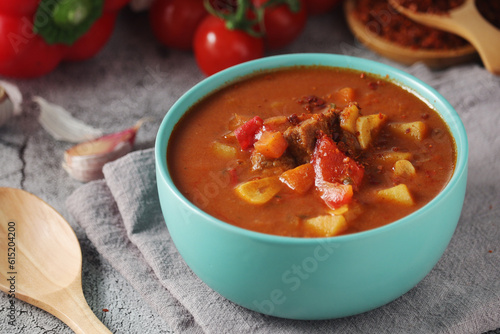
[66,63,500,334]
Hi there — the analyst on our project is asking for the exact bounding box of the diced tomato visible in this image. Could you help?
[234,116,264,150]
[317,181,353,210]
[312,134,364,188]
[312,134,364,209]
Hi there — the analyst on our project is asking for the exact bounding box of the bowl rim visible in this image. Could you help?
[155,53,469,244]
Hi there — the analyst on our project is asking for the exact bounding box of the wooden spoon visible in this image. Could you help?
[343,0,478,69]
[388,0,500,74]
[0,187,111,333]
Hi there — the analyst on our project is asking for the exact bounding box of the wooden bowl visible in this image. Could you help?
[343,0,478,69]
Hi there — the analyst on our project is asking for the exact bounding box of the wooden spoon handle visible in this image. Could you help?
[449,4,500,74]
[53,295,112,334]
[389,0,500,74]
[27,280,112,334]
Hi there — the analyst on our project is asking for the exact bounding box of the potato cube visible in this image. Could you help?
[211,142,237,159]
[376,184,415,206]
[304,215,348,237]
[340,103,360,134]
[388,121,428,141]
[235,176,281,205]
[356,113,387,149]
[394,159,416,177]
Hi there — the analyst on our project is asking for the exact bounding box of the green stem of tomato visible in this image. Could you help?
[204,0,263,37]
[204,0,302,37]
[225,0,250,31]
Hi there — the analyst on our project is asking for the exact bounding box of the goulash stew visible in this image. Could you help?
[168,66,456,237]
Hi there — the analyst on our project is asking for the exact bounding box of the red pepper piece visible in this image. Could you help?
[234,116,264,150]
[316,181,353,210]
[312,134,364,188]
[312,134,364,209]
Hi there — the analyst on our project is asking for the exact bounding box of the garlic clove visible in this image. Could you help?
[65,124,137,156]
[0,80,22,116]
[62,141,133,182]
[0,86,14,127]
[34,96,104,143]
[63,120,147,182]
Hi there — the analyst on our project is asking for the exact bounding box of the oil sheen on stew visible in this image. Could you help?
[168,66,456,238]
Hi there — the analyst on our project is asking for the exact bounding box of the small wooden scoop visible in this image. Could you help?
[389,0,500,75]
[0,187,111,333]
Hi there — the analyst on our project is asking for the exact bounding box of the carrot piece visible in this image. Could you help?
[279,163,315,194]
[254,131,288,159]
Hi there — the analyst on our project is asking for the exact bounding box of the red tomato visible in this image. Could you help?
[253,0,307,49]
[312,134,364,188]
[193,15,264,76]
[305,0,343,15]
[149,0,207,51]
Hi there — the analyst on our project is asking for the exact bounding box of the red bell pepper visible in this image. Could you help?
[0,0,129,78]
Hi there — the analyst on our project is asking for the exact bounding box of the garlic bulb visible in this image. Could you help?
[62,119,147,182]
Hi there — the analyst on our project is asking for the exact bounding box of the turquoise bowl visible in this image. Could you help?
[155,54,468,320]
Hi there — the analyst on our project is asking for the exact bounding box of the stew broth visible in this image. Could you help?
[168,66,456,237]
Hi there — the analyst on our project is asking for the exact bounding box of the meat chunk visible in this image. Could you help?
[284,110,339,164]
[250,151,296,176]
[337,131,363,160]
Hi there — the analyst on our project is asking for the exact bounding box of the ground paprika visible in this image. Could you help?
[0,0,129,78]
